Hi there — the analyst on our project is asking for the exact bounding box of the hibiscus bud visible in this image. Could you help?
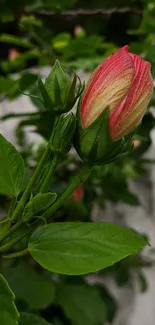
[8,48,20,61]
[38,60,84,114]
[50,113,76,154]
[74,25,86,38]
[73,185,84,201]
[75,46,153,165]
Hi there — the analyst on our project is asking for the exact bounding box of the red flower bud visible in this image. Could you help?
[73,185,84,201]
[81,46,153,140]
[8,48,20,61]
[74,25,86,38]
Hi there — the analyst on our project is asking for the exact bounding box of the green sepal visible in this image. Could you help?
[63,70,77,109]
[50,113,76,154]
[38,75,54,112]
[64,71,84,111]
[75,102,134,165]
[75,102,112,164]
[73,74,85,102]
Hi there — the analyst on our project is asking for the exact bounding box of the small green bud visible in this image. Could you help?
[45,60,71,110]
[38,60,84,114]
[51,113,76,154]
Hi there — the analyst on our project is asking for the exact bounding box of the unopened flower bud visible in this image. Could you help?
[75,46,153,165]
[8,48,20,60]
[51,113,76,154]
[38,60,84,114]
[74,26,86,38]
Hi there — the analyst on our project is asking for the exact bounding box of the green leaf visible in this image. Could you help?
[23,192,57,220]
[0,134,25,196]
[0,34,33,48]
[28,222,147,275]
[0,76,15,96]
[0,73,37,100]
[0,262,55,309]
[0,273,19,325]
[19,312,52,325]
[52,33,71,50]
[56,284,106,325]
[20,15,43,28]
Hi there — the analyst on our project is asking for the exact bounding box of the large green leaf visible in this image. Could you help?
[19,313,52,325]
[28,222,147,275]
[0,262,55,309]
[0,135,25,196]
[56,284,106,325]
[0,274,19,325]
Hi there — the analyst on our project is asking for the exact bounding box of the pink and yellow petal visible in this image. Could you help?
[110,54,153,139]
[81,46,135,128]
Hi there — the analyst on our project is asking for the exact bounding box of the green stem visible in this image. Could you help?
[0,153,59,244]
[10,134,54,222]
[0,238,20,253]
[0,220,23,243]
[42,164,92,221]
[39,153,60,193]
[0,219,11,240]
[8,197,17,219]
[2,248,28,259]
[0,226,31,253]
[0,165,92,252]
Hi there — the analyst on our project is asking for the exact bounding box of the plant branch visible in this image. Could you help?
[0,164,91,251]
[0,220,23,243]
[10,132,54,222]
[2,248,28,259]
[41,164,92,220]
[39,152,60,193]
[35,7,141,17]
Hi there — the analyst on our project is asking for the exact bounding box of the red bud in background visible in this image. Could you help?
[74,25,86,38]
[73,185,84,201]
[8,48,20,61]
